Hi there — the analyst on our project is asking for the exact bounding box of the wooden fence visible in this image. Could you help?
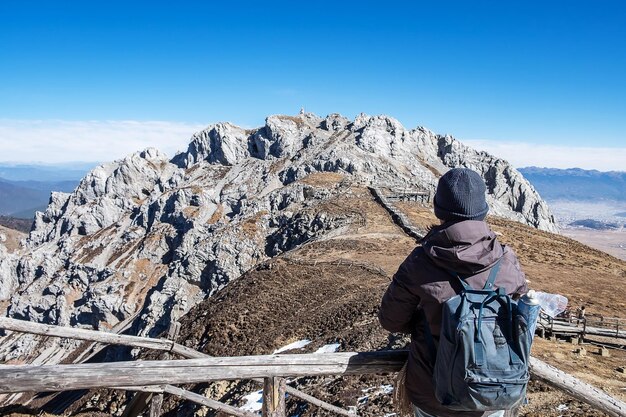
[0,317,625,417]
[369,187,426,241]
[538,313,626,340]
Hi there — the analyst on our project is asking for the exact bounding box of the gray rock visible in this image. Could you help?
[0,112,556,366]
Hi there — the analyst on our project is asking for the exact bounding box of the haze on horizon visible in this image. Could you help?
[1,1,625,171]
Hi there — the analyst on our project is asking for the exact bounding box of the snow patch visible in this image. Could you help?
[273,339,311,354]
[361,384,393,395]
[357,384,394,406]
[315,343,340,353]
[240,390,263,412]
[380,384,394,395]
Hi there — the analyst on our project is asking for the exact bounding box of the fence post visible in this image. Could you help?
[148,321,181,417]
[550,316,554,335]
[149,393,164,417]
[262,377,286,417]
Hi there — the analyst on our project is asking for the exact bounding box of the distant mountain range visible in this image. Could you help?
[0,162,96,182]
[2,164,622,219]
[518,167,626,202]
[0,215,32,233]
[0,178,79,218]
[0,163,94,218]
[568,219,620,230]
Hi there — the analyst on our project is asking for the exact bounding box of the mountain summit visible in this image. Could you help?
[0,112,555,365]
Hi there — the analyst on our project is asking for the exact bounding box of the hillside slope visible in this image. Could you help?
[13,180,624,417]
[0,226,24,254]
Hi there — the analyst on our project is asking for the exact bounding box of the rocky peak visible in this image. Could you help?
[0,112,556,367]
[172,122,250,167]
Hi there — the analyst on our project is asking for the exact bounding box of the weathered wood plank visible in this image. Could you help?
[0,317,354,416]
[148,322,181,417]
[113,385,165,393]
[0,316,211,359]
[529,357,626,417]
[120,390,153,417]
[163,385,258,417]
[0,351,407,392]
[1,351,625,416]
[3,315,623,417]
[284,386,355,416]
[262,377,285,417]
[545,322,626,339]
[0,317,175,353]
[123,321,182,417]
[149,393,163,417]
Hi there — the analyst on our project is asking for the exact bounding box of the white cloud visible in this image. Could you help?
[464,139,626,171]
[0,119,207,163]
[1,120,624,172]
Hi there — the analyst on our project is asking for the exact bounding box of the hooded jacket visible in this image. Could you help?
[379,220,528,417]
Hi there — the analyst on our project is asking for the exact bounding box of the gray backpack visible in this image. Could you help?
[427,259,531,411]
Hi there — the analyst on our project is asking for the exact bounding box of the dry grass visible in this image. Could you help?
[275,114,306,128]
[75,243,105,264]
[207,204,225,224]
[240,210,269,238]
[0,225,25,253]
[297,172,346,187]
[183,206,200,218]
[416,154,441,177]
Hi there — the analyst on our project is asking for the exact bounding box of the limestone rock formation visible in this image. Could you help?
[0,112,556,363]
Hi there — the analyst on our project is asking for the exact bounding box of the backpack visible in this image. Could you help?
[426,258,531,411]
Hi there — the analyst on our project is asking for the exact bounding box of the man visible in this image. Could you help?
[379,168,528,417]
[576,305,586,326]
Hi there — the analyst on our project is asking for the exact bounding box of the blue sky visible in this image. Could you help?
[1,1,625,169]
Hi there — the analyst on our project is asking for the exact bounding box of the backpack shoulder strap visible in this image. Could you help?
[482,258,501,291]
[445,258,502,292]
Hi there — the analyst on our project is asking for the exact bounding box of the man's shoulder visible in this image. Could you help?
[403,245,429,268]
[396,245,440,283]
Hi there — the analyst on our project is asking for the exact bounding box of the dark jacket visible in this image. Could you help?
[379,220,528,417]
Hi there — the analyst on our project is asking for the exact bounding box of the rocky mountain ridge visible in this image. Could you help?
[0,112,556,366]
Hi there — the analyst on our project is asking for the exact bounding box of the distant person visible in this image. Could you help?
[577,305,586,326]
[379,168,528,417]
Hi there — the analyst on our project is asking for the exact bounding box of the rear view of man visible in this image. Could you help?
[379,168,528,417]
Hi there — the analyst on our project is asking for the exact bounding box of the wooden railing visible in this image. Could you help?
[585,316,626,338]
[0,317,354,417]
[369,187,426,241]
[537,313,626,340]
[0,317,625,417]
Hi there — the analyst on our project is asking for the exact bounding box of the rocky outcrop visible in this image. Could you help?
[0,112,556,364]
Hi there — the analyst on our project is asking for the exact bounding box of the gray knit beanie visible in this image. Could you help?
[433,168,489,221]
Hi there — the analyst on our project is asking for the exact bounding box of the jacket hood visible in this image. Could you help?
[421,220,503,275]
